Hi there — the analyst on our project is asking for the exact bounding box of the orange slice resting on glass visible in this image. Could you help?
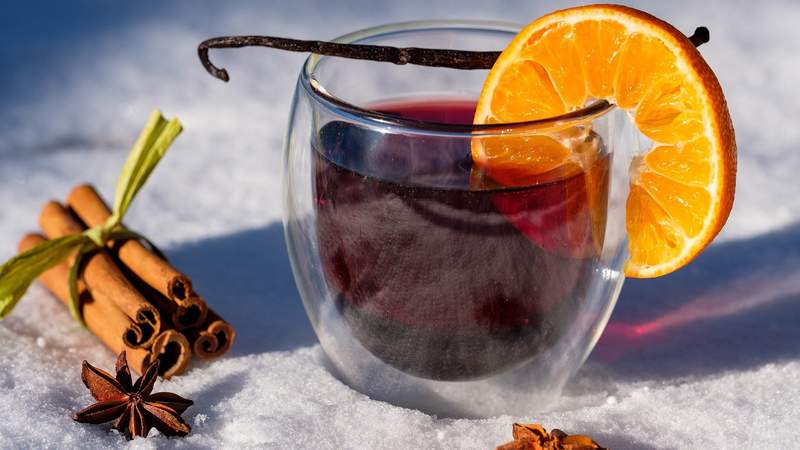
[472,4,736,278]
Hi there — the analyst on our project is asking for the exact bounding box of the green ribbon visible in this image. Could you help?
[0,110,183,323]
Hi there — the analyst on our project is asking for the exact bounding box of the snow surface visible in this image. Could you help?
[1,0,799,448]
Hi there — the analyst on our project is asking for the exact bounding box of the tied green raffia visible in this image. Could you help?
[0,110,183,323]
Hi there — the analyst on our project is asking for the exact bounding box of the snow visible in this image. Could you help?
[1,0,799,448]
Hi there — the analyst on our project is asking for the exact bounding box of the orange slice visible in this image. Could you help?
[472,4,736,278]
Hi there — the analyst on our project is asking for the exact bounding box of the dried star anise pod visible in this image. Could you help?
[72,351,193,440]
[496,423,607,450]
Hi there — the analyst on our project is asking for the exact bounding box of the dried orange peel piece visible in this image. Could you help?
[472,4,736,278]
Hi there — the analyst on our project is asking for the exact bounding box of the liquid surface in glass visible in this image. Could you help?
[313,99,609,380]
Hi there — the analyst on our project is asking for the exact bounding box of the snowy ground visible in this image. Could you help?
[1,1,799,448]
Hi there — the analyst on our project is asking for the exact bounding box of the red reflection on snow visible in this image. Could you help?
[593,269,800,362]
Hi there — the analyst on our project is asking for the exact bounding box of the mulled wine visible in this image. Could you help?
[314,99,609,381]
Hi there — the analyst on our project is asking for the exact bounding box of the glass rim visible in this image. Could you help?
[300,20,614,136]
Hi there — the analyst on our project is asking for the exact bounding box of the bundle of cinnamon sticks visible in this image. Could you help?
[18,184,235,378]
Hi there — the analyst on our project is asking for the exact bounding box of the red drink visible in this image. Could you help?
[314,99,609,380]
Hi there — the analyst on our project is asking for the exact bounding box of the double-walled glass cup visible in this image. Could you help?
[283,21,636,417]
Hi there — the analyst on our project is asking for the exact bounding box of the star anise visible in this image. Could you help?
[72,351,193,440]
[496,423,607,450]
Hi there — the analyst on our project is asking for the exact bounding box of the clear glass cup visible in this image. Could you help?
[283,21,637,417]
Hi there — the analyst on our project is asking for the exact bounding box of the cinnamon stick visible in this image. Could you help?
[189,309,236,359]
[37,201,161,348]
[127,268,207,330]
[20,233,192,377]
[67,185,207,329]
[18,234,151,371]
[148,329,192,379]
